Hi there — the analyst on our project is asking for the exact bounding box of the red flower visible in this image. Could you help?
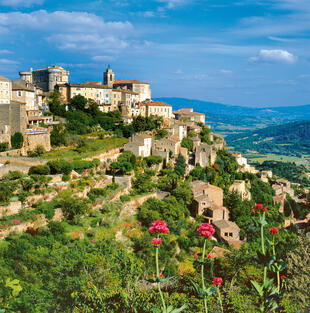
[91,239,96,243]
[212,277,223,286]
[193,253,198,259]
[269,227,279,235]
[152,238,162,245]
[207,254,212,259]
[263,207,268,212]
[160,274,164,278]
[251,209,255,213]
[255,203,263,210]
[197,223,215,238]
[149,220,169,234]
[280,275,286,281]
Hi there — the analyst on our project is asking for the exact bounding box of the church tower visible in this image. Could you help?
[103,65,115,88]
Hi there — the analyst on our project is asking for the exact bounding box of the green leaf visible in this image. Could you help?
[251,280,263,296]
[170,305,187,313]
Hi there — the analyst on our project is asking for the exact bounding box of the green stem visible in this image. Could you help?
[201,239,208,313]
[261,212,267,285]
[156,246,166,312]
[217,288,224,313]
[272,235,280,293]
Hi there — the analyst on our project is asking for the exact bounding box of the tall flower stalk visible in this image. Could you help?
[269,227,280,293]
[196,223,215,313]
[213,277,224,313]
[149,220,186,313]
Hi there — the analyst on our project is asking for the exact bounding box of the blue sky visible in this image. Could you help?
[0,0,310,107]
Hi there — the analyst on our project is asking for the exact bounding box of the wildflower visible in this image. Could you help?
[207,254,212,259]
[263,207,268,212]
[160,274,164,278]
[197,223,215,238]
[252,209,256,213]
[269,227,279,235]
[212,277,223,286]
[149,220,169,234]
[255,203,263,210]
[280,275,286,281]
[193,253,198,259]
[91,239,96,243]
[152,238,162,245]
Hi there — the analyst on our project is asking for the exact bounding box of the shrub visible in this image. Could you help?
[72,160,95,173]
[144,155,163,167]
[29,165,50,176]
[47,160,72,175]
[0,142,8,152]
[62,174,70,182]
[120,195,131,203]
[11,132,24,149]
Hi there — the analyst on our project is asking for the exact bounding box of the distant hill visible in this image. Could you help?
[225,120,310,157]
[154,97,310,134]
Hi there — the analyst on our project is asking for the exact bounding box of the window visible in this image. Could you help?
[224,232,229,237]
[17,91,22,97]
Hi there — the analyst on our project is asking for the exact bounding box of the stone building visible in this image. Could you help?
[153,137,181,158]
[0,125,11,147]
[12,79,43,111]
[19,65,69,92]
[212,220,241,244]
[25,129,51,152]
[0,75,12,104]
[140,100,173,119]
[194,142,217,167]
[190,180,224,216]
[272,179,294,198]
[104,66,151,102]
[229,180,252,201]
[0,101,27,136]
[123,134,152,157]
[173,108,205,124]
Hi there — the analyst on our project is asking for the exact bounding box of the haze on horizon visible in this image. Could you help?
[0,0,309,107]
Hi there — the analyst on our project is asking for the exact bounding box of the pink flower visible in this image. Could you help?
[197,223,215,238]
[255,203,263,210]
[152,238,162,245]
[193,253,198,259]
[149,220,169,234]
[251,209,255,213]
[212,277,223,286]
[269,227,279,235]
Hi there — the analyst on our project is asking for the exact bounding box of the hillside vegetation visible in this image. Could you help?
[226,120,310,157]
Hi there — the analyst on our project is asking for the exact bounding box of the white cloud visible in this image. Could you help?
[0,10,134,56]
[250,49,297,64]
[143,11,156,17]
[0,0,44,7]
[268,36,293,42]
[92,55,117,62]
[219,69,232,74]
[0,49,11,54]
[156,0,192,9]
[0,58,18,64]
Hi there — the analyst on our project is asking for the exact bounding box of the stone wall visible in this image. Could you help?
[0,201,22,218]
[0,149,22,157]
[25,131,51,152]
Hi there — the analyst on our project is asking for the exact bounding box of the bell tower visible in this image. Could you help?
[103,65,115,87]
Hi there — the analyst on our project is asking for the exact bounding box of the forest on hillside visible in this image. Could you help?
[226,121,310,157]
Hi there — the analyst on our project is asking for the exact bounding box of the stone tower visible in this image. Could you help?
[103,65,115,87]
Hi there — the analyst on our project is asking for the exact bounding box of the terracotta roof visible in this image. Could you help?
[208,246,230,258]
[190,180,223,193]
[56,83,112,90]
[141,101,172,107]
[114,79,149,85]
[135,133,152,139]
[213,220,240,231]
[0,75,12,82]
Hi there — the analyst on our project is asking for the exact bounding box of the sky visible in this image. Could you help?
[0,0,310,107]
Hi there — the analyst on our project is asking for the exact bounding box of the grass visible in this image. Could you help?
[41,137,128,160]
[244,153,310,165]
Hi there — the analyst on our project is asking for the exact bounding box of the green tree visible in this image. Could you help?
[48,90,66,116]
[11,132,24,149]
[50,123,69,147]
[175,153,187,177]
[69,95,88,111]
[181,137,194,152]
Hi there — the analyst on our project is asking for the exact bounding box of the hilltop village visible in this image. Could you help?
[0,65,309,312]
[0,65,308,242]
